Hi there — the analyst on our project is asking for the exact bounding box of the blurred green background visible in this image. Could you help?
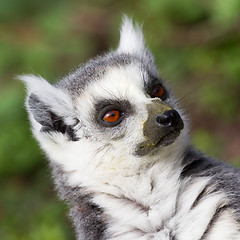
[0,0,240,239]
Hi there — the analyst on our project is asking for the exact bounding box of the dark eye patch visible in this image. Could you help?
[146,77,169,101]
[95,100,133,127]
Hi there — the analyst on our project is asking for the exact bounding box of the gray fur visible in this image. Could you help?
[55,52,157,98]
[182,147,240,222]
[50,162,107,240]
[29,93,79,141]
[21,18,240,240]
[28,93,53,130]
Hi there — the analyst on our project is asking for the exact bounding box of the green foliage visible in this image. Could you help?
[192,129,223,158]
[0,85,41,176]
[0,0,240,239]
[0,169,73,240]
[210,0,240,26]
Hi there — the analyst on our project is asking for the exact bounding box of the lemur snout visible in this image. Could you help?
[156,110,184,131]
[137,107,184,156]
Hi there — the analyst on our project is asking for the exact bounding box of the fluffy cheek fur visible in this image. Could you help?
[33,115,189,191]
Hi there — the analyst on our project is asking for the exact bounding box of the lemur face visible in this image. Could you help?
[21,17,189,183]
[75,63,185,159]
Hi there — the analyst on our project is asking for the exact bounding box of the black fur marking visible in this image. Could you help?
[29,93,52,128]
[173,182,184,217]
[111,228,146,239]
[200,206,228,239]
[150,179,155,192]
[50,113,79,141]
[169,231,177,240]
[104,192,150,215]
[181,146,240,223]
[29,93,79,141]
[190,184,210,210]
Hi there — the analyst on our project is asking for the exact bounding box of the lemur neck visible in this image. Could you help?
[90,159,183,238]
[94,158,181,209]
[51,153,185,239]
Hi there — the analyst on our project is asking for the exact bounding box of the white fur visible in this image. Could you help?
[205,210,240,239]
[19,74,76,129]
[117,16,145,55]
[92,175,236,240]
[82,164,235,240]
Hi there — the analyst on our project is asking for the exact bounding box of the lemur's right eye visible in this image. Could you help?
[103,110,120,123]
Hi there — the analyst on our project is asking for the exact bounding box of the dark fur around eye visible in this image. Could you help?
[147,78,168,101]
[95,100,133,127]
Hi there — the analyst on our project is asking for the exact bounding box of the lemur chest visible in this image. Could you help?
[92,176,239,240]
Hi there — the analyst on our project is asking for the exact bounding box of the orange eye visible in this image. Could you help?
[103,110,120,123]
[152,85,164,98]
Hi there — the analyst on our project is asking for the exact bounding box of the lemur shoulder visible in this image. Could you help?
[21,17,240,240]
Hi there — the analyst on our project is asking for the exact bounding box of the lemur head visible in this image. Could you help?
[21,17,189,185]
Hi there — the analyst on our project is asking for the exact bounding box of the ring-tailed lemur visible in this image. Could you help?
[20,17,240,240]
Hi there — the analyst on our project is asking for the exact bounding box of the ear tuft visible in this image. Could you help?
[18,74,50,95]
[19,74,78,140]
[18,74,74,117]
[117,16,145,55]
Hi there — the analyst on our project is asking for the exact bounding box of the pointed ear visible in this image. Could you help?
[19,74,78,141]
[117,16,146,55]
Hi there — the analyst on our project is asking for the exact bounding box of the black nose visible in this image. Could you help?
[156,110,184,131]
